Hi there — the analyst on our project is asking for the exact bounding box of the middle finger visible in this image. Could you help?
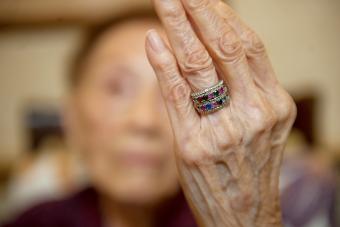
[180,0,257,100]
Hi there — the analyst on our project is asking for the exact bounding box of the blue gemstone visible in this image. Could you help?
[206,103,213,110]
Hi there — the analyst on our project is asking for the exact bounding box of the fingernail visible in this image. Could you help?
[147,29,165,53]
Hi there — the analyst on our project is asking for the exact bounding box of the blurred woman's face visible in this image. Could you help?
[67,19,179,206]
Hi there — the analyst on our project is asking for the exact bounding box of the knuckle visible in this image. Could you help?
[218,134,243,151]
[185,0,210,11]
[153,53,176,72]
[179,135,217,166]
[180,47,214,74]
[261,113,277,131]
[182,150,216,166]
[244,29,266,56]
[218,2,235,19]
[218,30,244,63]
[256,115,275,133]
[165,79,191,103]
[284,98,297,123]
[261,105,278,129]
[276,90,297,123]
[250,104,277,133]
[212,118,243,151]
[163,4,187,26]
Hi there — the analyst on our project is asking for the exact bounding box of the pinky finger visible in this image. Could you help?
[145,29,199,131]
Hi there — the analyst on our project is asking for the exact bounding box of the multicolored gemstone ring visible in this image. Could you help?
[191,80,230,115]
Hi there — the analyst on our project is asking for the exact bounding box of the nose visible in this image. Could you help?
[127,89,161,138]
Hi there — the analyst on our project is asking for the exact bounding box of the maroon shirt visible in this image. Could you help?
[3,187,197,227]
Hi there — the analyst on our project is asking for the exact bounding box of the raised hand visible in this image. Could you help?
[145,0,297,226]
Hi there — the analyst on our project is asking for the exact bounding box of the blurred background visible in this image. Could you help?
[0,0,339,226]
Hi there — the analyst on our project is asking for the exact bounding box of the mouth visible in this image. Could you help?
[116,149,163,169]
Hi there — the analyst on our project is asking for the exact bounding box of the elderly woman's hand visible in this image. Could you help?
[145,0,296,226]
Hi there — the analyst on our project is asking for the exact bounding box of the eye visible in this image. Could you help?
[106,77,125,95]
[104,67,137,98]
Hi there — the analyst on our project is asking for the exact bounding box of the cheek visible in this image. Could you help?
[79,99,122,193]
[79,91,127,138]
[76,92,127,174]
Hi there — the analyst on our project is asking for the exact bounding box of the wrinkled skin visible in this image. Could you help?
[145,0,297,226]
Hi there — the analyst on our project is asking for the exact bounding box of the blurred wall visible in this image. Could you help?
[0,27,83,161]
[0,0,339,162]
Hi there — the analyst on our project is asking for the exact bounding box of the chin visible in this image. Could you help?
[116,178,174,205]
[98,175,179,206]
[91,162,180,206]
[116,188,163,206]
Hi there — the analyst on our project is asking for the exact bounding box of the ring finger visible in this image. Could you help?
[153,0,219,92]
[215,1,279,92]
[180,0,257,102]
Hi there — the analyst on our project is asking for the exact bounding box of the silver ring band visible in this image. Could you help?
[191,80,230,114]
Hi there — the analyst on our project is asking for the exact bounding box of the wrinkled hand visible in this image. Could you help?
[145,0,297,226]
